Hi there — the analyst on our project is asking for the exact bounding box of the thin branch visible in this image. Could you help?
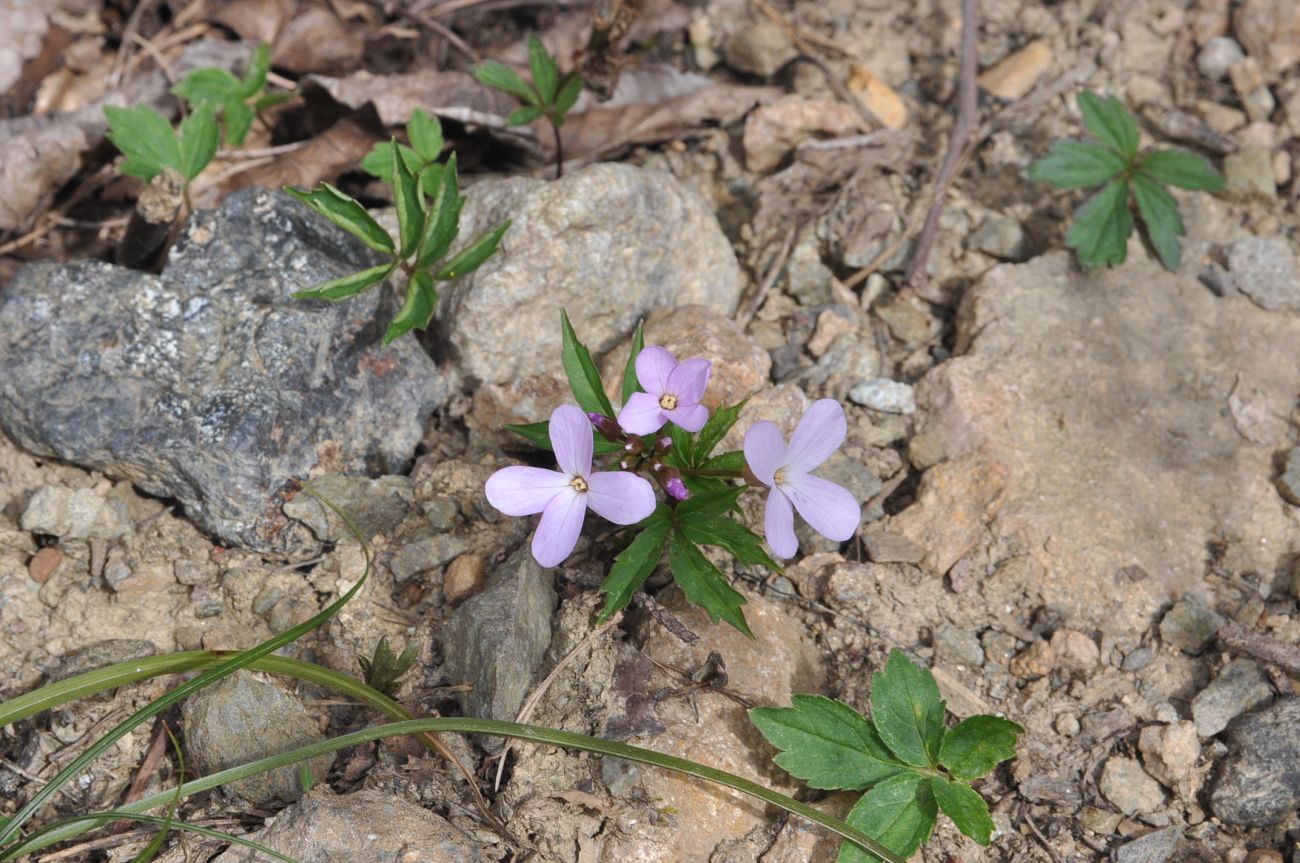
[1217,619,1300,677]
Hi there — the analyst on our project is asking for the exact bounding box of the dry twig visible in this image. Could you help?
[1217,619,1300,677]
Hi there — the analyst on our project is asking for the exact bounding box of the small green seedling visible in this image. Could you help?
[287,113,510,343]
[475,35,583,177]
[1026,91,1224,271]
[358,636,419,696]
[752,650,1024,860]
[359,108,445,197]
[104,102,218,202]
[172,42,292,147]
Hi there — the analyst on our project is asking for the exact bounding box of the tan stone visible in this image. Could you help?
[442,553,484,605]
[847,65,909,128]
[1050,628,1100,671]
[888,458,1009,575]
[743,96,865,173]
[978,40,1053,101]
[1009,639,1055,678]
[806,309,857,358]
[28,547,63,583]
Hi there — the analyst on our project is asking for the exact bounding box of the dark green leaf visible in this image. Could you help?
[1025,139,1127,189]
[1137,148,1224,191]
[223,100,255,148]
[104,104,180,180]
[173,67,241,106]
[240,42,272,98]
[415,153,461,269]
[360,142,421,181]
[507,105,545,126]
[504,420,622,454]
[679,515,781,571]
[560,309,616,416]
[435,220,509,280]
[390,140,424,258]
[292,263,394,301]
[695,399,747,461]
[838,773,937,862]
[699,450,745,472]
[621,320,645,406]
[285,183,395,254]
[750,695,906,790]
[1077,91,1139,159]
[358,636,420,696]
[674,484,743,519]
[939,715,1024,781]
[1065,178,1133,269]
[667,530,751,637]
[598,509,672,620]
[871,649,945,768]
[931,778,994,845]
[475,60,537,104]
[417,163,443,200]
[667,423,696,466]
[177,105,218,180]
[384,270,438,344]
[1132,172,1184,270]
[555,74,583,116]
[407,108,444,162]
[528,35,558,104]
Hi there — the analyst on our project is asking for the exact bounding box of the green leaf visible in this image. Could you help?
[621,321,646,406]
[870,650,945,768]
[385,270,438,344]
[1138,148,1224,191]
[598,508,672,620]
[1077,91,1139,159]
[528,35,558,104]
[252,91,294,111]
[560,309,616,417]
[1065,178,1133,269]
[475,60,538,104]
[360,142,422,181]
[931,778,994,846]
[435,220,509,281]
[699,450,745,472]
[1132,172,1184,270]
[750,695,906,791]
[285,183,395,254]
[390,140,424,257]
[508,105,545,126]
[105,104,180,180]
[223,100,255,148]
[838,772,937,862]
[674,484,743,519]
[939,715,1024,781]
[407,108,444,162]
[417,162,444,200]
[293,263,394,301]
[173,67,241,106]
[679,514,781,571]
[240,42,272,98]
[177,105,218,180]
[667,530,751,637]
[504,420,623,455]
[555,74,583,116]
[695,399,747,461]
[415,153,461,269]
[1025,139,1127,189]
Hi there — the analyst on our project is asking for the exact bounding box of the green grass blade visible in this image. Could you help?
[12,812,297,863]
[129,725,183,863]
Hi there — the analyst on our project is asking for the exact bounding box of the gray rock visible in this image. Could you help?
[1197,37,1245,81]
[1099,756,1165,815]
[723,20,798,77]
[1122,644,1156,671]
[1018,774,1081,806]
[1277,447,1300,505]
[440,163,742,389]
[1114,826,1182,863]
[182,671,332,805]
[0,189,443,553]
[1223,149,1278,203]
[861,528,925,564]
[20,485,129,540]
[1228,235,1300,311]
[785,231,833,305]
[443,548,555,748]
[848,378,917,414]
[388,533,469,582]
[210,788,493,863]
[934,624,985,667]
[1158,596,1223,654]
[1192,659,1273,737]
[282,475,413,542]
[1210,697,1300,825]
[48,639,157,683]
[970,215,1029,262]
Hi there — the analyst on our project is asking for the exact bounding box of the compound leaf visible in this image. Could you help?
[667,530,750,637]
[1132,172,1184,270]
[871,650,946,768]
[1065,178,1132,269]
[750,695,906,791]
[1077,91,1139,159]
[1025,139,1127,189]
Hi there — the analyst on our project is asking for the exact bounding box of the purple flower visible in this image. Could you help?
[743,399,861,559]
[617,346,712,435]
[486,404,656,567]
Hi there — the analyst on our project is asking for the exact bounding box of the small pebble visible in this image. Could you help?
[978,40,1052,100]
[1228,236,1300,311]
[1009,639,1055,678]
[28,547,63,583]
[847,64,908,128]
[1245,850,1284,863]
[443,553,485,605]
[1100,756,1166,816]
[848,378,916,414]
[1277,448,1300,506]
[1196,37,1245,80]
[1050,628,1100,671]
[1055,712,1080,737]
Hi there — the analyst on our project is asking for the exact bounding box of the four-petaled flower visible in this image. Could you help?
[743,399,861,559]
[486,404,656,567]
[617,346,711,435]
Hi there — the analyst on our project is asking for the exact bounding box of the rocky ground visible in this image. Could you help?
[1,0,1299,861]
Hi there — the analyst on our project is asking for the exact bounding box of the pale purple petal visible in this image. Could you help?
[617,391,667,435]
[743,421,786,486]
[532,487,587,567]
[783,399,847,474]
[634,345,676,396]
[666,358,711,405]
[780,472,861,542]
[586,471,657,525]
[764,488,798,559]
[550,404,593,477]
[485,466,569,516]
[664,402,709,433]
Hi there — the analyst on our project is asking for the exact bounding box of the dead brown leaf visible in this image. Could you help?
[273,5,365,75]
[0,0,50,95]
[209,119,375,199]
[212,0,297,44]
[302,68,517,126]
[743,95,866,173]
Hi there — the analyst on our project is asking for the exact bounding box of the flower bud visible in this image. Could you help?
[655,435,673,453]
[658,468,689,500]
[587,412,625,442]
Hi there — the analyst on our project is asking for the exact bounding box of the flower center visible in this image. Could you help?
[659,393,678,411]
[773,469,786,486]
[570,475,589,493]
